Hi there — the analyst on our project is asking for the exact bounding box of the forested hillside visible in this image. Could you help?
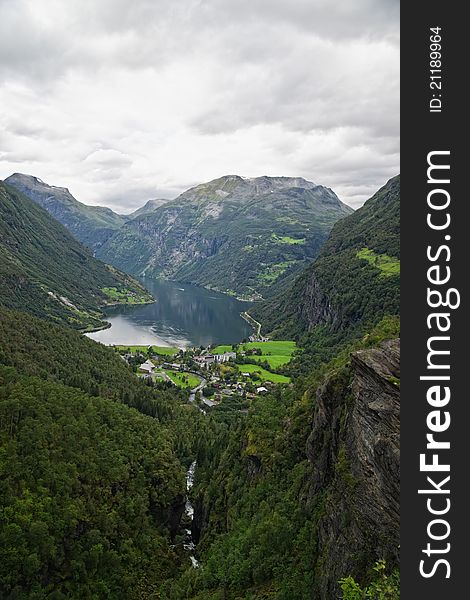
[0,308,207,597]
[252,175,400,366]
[0,181,152,330]
[0,365,183,598]
[0,309,184,420]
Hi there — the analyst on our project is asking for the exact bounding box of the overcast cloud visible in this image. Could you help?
[0,0,399,211]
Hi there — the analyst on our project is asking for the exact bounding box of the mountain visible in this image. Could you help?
[5,173,126,251]
[126,197,171,219]
[97,175,353,298]
[0,173,400,599]
[0,181,153,330]
[252,175,400,353]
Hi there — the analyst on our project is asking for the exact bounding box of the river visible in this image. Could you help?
[86,278,254,348]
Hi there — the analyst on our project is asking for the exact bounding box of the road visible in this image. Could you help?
[189,375,207,403]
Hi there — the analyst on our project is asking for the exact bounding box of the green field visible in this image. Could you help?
[238,364,290,383]
[164,370,201,388]
[257,261,297,284]
[356,248,400,277]
[214,340,296,355]
[214,340,296,369]
[251,354,293,369]
[245,341,296,354]
[115,345,178,356]
[271,233,305,245]
[101,287,151,305]
[212,345,238,354]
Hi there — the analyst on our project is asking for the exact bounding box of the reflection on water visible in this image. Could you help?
[86,278,253,348]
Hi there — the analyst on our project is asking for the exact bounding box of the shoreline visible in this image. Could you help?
[144,275,264,303]
[102,298,155,309]
[240,311,262,339]
[82,298,155,335]
[207,286,264,303]
[81,320,112,334]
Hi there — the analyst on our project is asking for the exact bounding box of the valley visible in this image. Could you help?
[0,173,400,599]
[7,173,353,299]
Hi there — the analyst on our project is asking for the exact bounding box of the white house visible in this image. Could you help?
[214,352,236,363]
[139,359,155,374]
[256,386,268,394]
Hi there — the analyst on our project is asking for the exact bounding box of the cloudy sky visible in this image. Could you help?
[0,0,399,212]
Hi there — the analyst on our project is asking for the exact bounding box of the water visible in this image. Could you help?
[86,278,254,348]
[184,461,199,568]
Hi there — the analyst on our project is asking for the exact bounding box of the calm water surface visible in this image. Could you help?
[86,279,253,348]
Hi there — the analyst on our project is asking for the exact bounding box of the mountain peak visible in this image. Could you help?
[97,173,352,297]
[5,173,126,251]
[179,174,324,206]
[6,172,71,195]
[126,198,171,220]
[243,174,316,187]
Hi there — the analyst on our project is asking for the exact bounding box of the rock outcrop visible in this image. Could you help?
[306,339,400,598]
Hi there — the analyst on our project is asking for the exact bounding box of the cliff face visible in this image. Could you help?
[298,271,337,329]
[306,339,400,598]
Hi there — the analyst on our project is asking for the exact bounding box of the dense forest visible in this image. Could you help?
[0,366,183,598]
[0,308,209,598]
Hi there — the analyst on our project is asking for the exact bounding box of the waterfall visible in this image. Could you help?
[184,460,199,568]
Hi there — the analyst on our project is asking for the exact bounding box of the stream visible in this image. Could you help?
[184,460,199,568]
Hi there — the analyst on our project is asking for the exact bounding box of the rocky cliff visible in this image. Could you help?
[306,339,400,598]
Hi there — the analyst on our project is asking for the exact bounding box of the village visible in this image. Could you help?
[115,340,295,414]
